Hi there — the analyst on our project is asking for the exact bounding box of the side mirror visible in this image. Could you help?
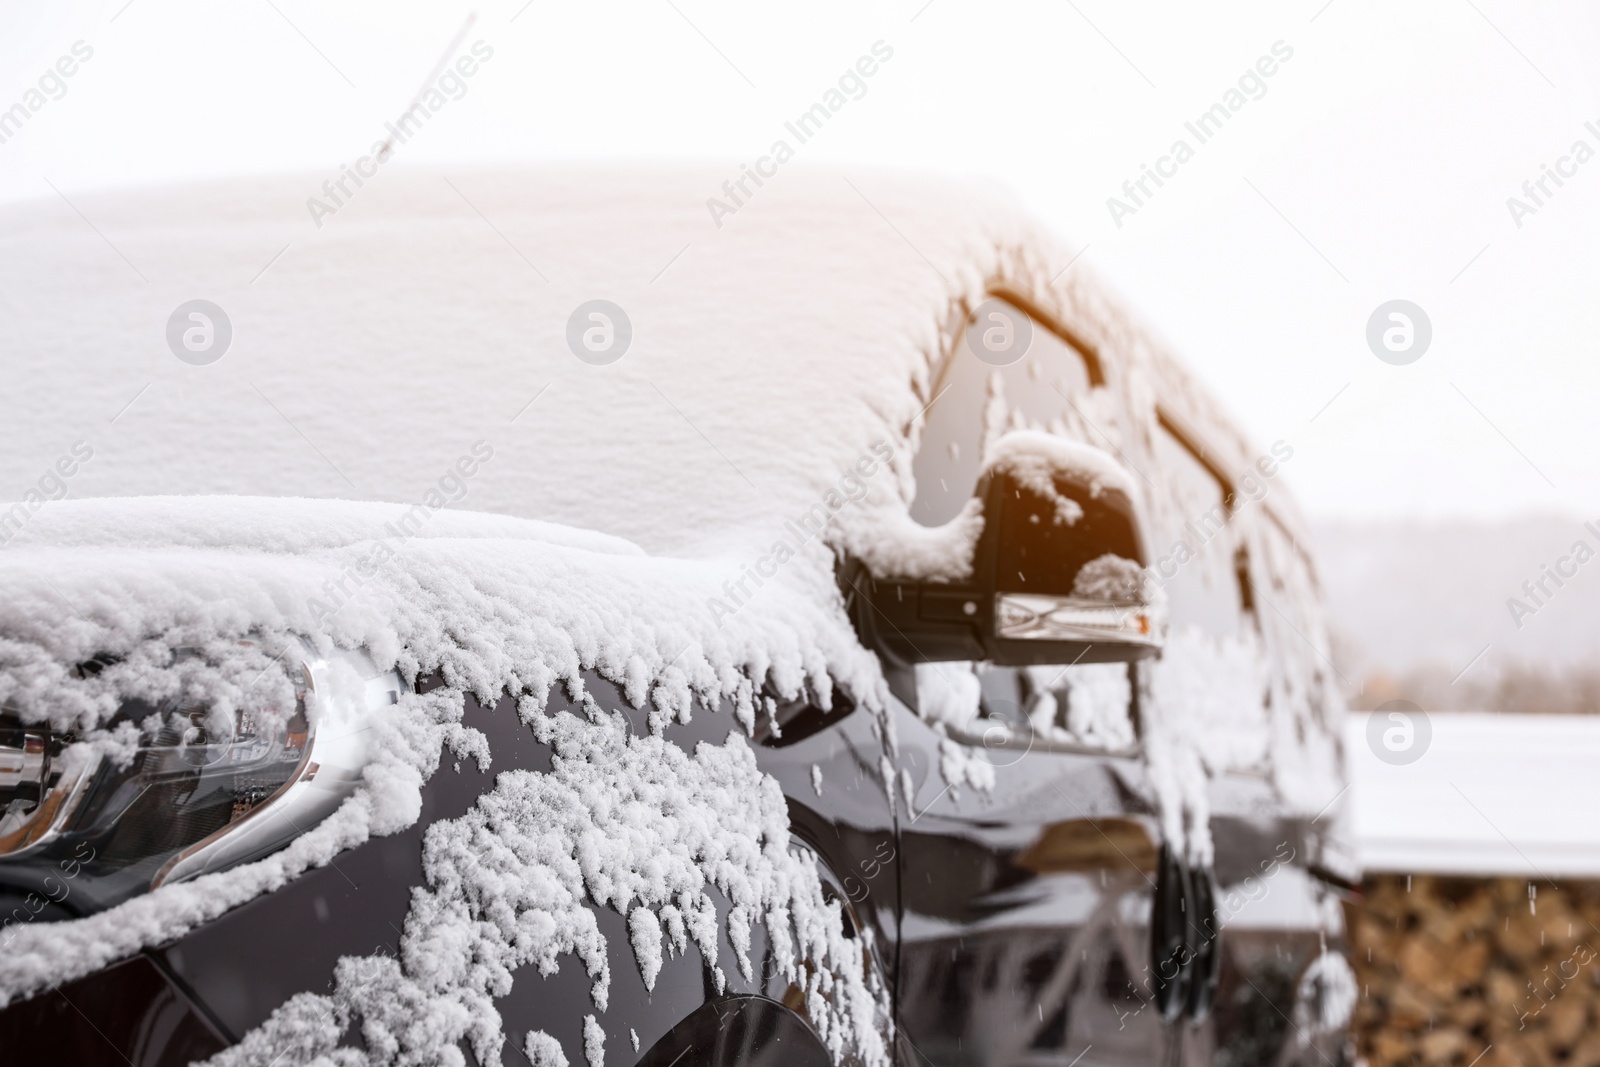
[844,433,1163,667]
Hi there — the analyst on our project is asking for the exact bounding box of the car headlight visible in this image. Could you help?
[0,640,400,918]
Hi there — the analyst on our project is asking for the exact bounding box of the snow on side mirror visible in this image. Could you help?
[843,431,1164,667]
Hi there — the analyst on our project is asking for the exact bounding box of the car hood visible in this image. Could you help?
[0,494,881,735]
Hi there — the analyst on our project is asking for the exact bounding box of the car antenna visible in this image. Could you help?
[376,10,478,162]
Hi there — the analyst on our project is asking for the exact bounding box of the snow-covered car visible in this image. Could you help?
[0,168,1356,1066]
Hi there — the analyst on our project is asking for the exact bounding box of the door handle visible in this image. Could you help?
[1150,846,1223,1025]
[1150,844,1193,1022]
[1185,866,1221,1023]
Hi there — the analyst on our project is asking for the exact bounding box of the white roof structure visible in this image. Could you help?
[1348,712,1600,877]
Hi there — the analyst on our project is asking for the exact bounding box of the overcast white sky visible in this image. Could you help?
[4,0,1598,523]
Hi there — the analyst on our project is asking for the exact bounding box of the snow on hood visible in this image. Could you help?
[0,495,878,734]
[0,495,890,1066]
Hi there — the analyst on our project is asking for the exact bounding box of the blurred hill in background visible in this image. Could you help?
[1314,516,1600,714]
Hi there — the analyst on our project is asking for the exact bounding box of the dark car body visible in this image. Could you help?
[1,671,900,1067]
[1,674,1351,1067]
[1,670,1351,1067]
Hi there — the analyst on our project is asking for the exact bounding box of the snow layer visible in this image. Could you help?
[1292,948,1358,1042]
[1141,628,1271,864]
[1,165,1342,802]
[910,660,1141,796]
[0,165,1345,1037]
[912,661,984,734]
[0,496,879,736]
[0,166,1017,564]
[1022,663,1136,751]
[1346,712,1600,877]
[985,430,1139,514]
[525,1031,568,1067]
[202,703,886,1067]
[831,497,985,584]
[0,496,889,1067]
[583,1015,606,1067]
[1070,554,1144,601]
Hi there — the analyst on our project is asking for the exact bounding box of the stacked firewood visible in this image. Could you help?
[1352,874,1600,1066]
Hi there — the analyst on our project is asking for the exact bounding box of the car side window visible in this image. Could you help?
[911,297,1098,527]
[1252,511,1325,674]
[1150,417,1246,637]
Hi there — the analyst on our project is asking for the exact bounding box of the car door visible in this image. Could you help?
[892,294,1178,1066]
[1140,415,1357,1065]
[890,662,1173,1067]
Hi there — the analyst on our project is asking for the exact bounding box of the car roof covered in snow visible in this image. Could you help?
[0,164,1298,559]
